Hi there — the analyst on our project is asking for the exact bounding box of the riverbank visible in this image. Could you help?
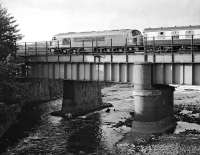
[0,78,63,138]
[2,83,200,154]
[113,85,200,155]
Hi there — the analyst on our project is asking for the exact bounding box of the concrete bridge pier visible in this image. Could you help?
[61,80,102,116]
[132,63,176,134]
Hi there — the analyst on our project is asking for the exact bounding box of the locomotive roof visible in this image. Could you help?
[144,25,200,32]
[55,29,136,36]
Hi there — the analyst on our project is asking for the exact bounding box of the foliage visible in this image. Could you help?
[0,4,22,60]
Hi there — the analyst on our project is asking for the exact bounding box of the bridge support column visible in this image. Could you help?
[61,80,102,116]
[132,63,176,134]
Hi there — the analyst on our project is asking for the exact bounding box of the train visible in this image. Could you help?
[50,29,143,53]
[50,25,200,54]
[17,25,200,55]
[143,25,200,52]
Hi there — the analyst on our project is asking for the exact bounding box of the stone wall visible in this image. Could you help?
[61,80,104,115]
[0,78,63,138]
[19,78,63,102]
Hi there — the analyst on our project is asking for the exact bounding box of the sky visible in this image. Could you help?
[1,0,200,42]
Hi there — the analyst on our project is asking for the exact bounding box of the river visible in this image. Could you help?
[0,84,134,154]
[1,84,200,154]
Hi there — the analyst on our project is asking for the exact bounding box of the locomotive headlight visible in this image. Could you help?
[128,39,133,43]
[51,40,59,48]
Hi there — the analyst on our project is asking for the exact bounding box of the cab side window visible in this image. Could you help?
[62,38,70,45]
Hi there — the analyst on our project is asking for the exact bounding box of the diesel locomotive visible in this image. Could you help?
[50,29,143,53]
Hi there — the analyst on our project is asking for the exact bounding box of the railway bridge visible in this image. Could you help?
[19,48,200,134]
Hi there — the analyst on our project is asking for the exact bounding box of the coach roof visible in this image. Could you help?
[144,25,200,32]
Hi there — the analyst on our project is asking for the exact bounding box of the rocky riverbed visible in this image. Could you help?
[113,85,200,155]
[1,84,200,154]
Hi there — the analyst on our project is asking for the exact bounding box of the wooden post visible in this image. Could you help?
[46,41,48,60]
[110,38,113,52]
[92,40,94,53]
[70,39,72,48]
[144,37,147,62]
[153,36,155,51]
[153,37,156,63]
[96,38,98,53]
[171,36,174,63]
[25,42,27,57]
[35,42,38,56]
[82,40,84,48]
[57,40,60,49]
[14,42,17,59]
[171,36,173,53]
[125,38,127,53]
[191,35,194,62]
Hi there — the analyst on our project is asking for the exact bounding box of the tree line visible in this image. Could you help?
[0,3,22,61]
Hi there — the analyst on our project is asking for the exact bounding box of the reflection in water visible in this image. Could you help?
[0,100,43,153]
[2,84,199,154]
[66,113,102,154]
[1,91,133,154]
[46,116,62,126]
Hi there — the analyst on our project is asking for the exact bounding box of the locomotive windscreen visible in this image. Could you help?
[132,30,141,36]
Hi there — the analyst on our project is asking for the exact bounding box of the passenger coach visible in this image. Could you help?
[143,25,200,51]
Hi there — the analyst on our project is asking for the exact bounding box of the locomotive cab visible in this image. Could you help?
[129,30,142,46]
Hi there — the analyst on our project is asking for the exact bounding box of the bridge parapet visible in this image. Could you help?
[28,52,199,63]
[27,53,200,85]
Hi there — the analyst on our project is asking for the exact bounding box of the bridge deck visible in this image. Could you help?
[27,52,200,85]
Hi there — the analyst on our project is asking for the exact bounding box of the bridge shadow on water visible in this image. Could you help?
[0,99,105,154]
[2,84,200,154]
[0,102,44,153]
[64,113,103,154]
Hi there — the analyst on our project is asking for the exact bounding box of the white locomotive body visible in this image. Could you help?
[51,29,142,52]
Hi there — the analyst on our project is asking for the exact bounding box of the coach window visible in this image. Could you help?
[171,31,179,39]
[52,37,56,40]
[160,32,164,35]
[185,30,194,39]
[158,31,165,39]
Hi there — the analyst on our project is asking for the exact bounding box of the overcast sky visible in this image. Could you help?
[1,0,200,42]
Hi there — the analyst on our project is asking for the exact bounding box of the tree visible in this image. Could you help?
[0,4,22,60]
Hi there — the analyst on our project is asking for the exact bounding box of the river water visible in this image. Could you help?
[0,84,134,154]
[1,84,200,154]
